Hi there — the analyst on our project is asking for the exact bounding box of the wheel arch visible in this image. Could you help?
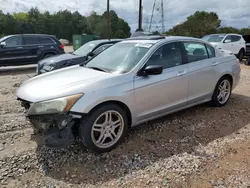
[87,100,132,127]
[221,74,233,86]
[40,50,58,59]
[239,47,245,54]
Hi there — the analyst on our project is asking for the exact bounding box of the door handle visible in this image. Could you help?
[38,46,44,48]
[211,62,219,66]
[16,47,23,49]
[177,70,187,76]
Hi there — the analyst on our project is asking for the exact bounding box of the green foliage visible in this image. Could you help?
[166,11,221,37]
[114,30,126,38]
[165,11,250,37]
[0,8,131,41]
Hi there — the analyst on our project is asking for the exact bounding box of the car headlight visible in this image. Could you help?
[28,93,83,116]
[43,64,55,71]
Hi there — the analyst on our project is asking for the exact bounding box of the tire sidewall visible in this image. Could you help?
[238,49,244,62]
[212,77,232,107]
[79,104,128,153]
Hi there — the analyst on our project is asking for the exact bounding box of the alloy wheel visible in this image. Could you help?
[217,80,231,104]
[91,110,124,149]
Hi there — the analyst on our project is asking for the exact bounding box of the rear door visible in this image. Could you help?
[231,35,244,54]
[0,35,27,66]
[39,36,58,55]
[182,41,219,104]
[22,35,40,64]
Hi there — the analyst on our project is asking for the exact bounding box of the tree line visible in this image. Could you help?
[0,8,131,41]
[165,11,250,37]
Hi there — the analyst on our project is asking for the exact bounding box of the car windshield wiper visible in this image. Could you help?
[87,66,108,72]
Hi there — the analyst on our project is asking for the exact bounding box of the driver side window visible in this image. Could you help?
[224,35,232,43]
[5,36,22,47]
[146,42,182,69]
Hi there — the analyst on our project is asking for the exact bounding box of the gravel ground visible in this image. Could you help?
[0,63,250,188]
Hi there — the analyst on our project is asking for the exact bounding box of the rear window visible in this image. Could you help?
[231,35,241,42]
[40,37,55,44]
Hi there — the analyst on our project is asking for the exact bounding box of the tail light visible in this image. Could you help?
[60,44,64,49]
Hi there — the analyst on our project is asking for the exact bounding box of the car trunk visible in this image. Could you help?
[243,35,250,56]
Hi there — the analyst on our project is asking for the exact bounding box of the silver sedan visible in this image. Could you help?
[16,36,241,153]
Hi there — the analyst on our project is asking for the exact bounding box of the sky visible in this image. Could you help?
[1,0,250,32]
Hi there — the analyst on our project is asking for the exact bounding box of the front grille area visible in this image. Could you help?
[18,98,31,110]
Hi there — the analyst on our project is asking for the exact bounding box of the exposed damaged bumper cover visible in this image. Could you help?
[29,113,76,148]
[18,97,82,148]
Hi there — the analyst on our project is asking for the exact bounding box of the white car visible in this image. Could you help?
[202,34,246,61]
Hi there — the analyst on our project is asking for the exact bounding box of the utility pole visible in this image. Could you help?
[107,0,110,40]
[138,0,143,31]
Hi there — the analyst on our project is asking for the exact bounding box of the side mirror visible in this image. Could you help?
[0,41,6,47]
[224,39,231,43]
[87,52,94,57]
[138,65,163,76]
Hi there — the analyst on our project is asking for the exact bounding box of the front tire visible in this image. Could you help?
[211,76,232,107]
[78,104,128,153]
[238,49,244,62]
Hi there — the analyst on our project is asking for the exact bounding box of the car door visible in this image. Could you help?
[231,35,244,54]
[182,41,219,104]
[22,35,40,64]
[134,42,189,122]
[221,35,238,54]
[0,35,26,66]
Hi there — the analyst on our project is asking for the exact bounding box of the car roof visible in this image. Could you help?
[122,36,208,44]
[92,39,123,43]
[126,35,166,40]
[7,34,56,37]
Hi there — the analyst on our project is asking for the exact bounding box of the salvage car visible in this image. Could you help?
[36,39,122,75]
[16,36,241,153]
[202,33,246,61]
[0,34,64,66]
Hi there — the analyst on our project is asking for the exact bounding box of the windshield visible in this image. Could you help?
[0,36,9,42]
[202,35,225,42]
[85,42,153,73]
[73,40,102,56]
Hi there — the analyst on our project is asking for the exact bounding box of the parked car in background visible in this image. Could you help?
[243,35,250,58]
[16,36,240,153]
[0,34,64,66]
[59,39,69,45]
[36,39,122,75]
[202,33,246,61]
[130,31,154,37]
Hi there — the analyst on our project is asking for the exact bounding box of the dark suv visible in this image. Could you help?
[0,34,65,66]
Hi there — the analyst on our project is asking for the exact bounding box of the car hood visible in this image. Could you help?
[16,66,116,102]
[38,53,82,65]
[209,42,221,47]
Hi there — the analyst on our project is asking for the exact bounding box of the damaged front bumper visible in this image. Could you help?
[18,98,83,148]
[29,113,78,148]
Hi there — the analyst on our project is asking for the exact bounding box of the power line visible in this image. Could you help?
[149,0,165,33]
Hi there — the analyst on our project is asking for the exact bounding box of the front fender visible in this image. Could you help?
[70,81,136,123]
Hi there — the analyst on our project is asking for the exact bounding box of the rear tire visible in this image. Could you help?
[78,104,128,153]
[211,76,232,107]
